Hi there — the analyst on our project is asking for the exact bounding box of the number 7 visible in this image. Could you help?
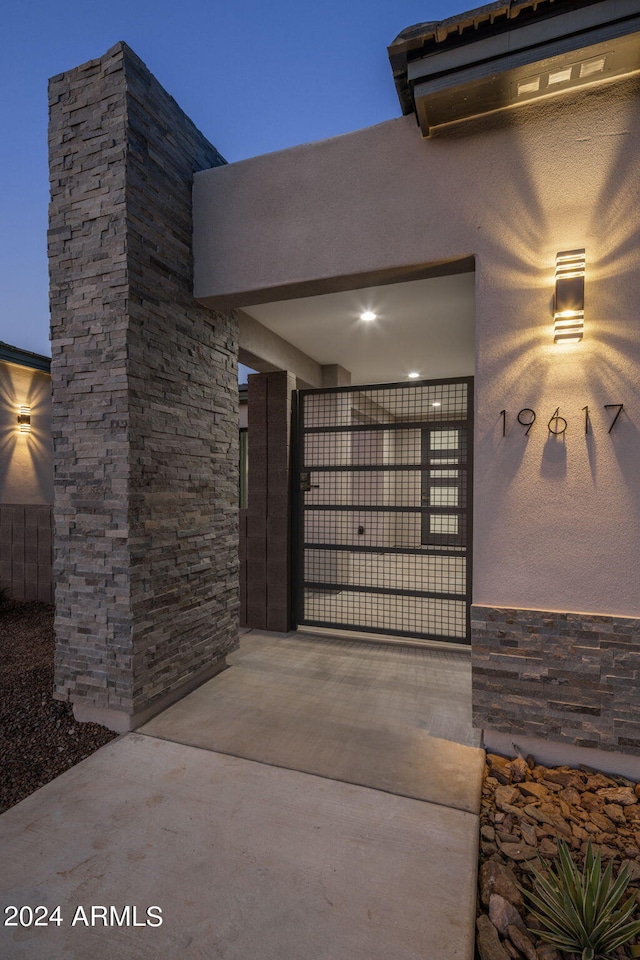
[604,404,624,433]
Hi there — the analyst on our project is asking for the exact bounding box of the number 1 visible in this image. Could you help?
[582,406,590,435]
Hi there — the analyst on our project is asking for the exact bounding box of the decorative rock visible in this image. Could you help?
[518,782,549,801]
[558,786,581,805]
[536,945,562,960]
[581,841,619,859]
[543,770,582,789]
[538,838,558,857]
[571,822,588,841]
[507,924,538,960]
[507,757,529,783]
[524,805,571,838]
[487,754,510,770]
[477,915,511,960]
[589,811,616,834]
[597,787,637,806]
[488,755,514,785]
[496,785,521,808]
[579,792,602,812]
[586,773,616,790]
[500,841,539,862]
[480,861,524,908]
[489,894,527,937]
[539,779,563,793]
[478,754,640,960]
[603,803,626,825]
[620,858,640,881]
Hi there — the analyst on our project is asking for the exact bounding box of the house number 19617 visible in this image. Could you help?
[499,404,624,437]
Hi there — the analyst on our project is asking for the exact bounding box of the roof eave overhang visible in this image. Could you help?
[388,0,640,136]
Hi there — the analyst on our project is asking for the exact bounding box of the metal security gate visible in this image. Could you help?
[293,377,473,644]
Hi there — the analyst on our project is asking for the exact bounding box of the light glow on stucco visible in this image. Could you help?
[359,310,377,322]
[0,361,53,504]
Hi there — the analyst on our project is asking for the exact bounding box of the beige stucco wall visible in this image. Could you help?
[0,361,53,504]
[194,77,640,619]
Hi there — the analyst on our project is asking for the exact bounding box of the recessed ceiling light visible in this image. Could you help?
[408,372,420,379]
[360,310,376,322]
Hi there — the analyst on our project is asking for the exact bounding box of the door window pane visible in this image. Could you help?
[430,515,459,535]
[431,430,459,450]
[430,487,459,507]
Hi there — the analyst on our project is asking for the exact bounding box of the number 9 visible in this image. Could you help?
[517,408,536,435]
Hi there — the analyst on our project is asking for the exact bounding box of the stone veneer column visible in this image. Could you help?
[48,43,239,731]
[246,371,295,632]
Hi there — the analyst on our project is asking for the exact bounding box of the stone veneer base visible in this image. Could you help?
[71,656,228,733]
[472,604,640,758]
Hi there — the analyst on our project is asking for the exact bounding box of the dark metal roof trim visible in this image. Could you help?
[0,341,51,372]
[388,0,610,115]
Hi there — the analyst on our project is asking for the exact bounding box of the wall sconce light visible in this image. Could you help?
[17,405,31,434]
[554,249,585,344]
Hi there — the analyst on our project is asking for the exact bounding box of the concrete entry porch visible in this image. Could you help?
[141,627,483,812]
[2,627,484,960]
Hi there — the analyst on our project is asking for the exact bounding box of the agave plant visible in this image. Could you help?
[522,839,640,960]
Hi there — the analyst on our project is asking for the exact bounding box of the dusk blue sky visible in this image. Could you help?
[1,0,465,358]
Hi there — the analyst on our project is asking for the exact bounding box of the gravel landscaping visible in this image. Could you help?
[0,599,117,815]
[477,751,640,960]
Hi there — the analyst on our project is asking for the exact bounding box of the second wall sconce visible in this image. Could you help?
[17,405,31,434]
[554,248,585,344]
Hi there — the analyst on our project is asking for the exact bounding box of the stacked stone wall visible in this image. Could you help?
[48,42,238,726]
[472,605,640,755]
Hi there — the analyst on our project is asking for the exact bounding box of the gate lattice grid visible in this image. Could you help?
[294,378,473,644]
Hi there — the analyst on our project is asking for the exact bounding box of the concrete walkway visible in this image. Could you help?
[1,630,484,960]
